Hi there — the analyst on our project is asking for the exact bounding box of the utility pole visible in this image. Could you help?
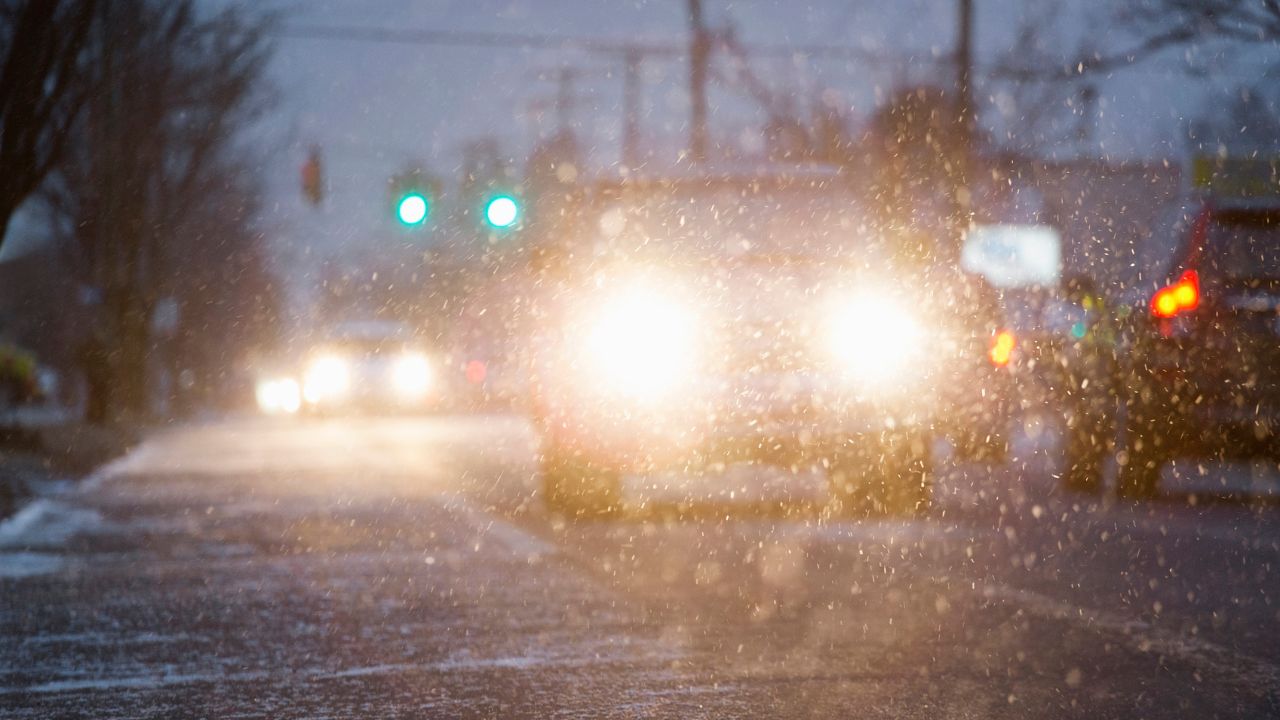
[688,0,710,163]
[524,66,584,141]
[955,0,975,198]
[553,66,577,135]
[621,48,642,168]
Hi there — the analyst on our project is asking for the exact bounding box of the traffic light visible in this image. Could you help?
[483,194,520,229]
[396,192,429,226]
[388,168,437,229]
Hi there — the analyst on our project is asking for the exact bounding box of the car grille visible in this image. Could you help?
[721,319,815,374]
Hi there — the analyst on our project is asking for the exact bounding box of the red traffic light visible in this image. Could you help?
[301,146,323,206]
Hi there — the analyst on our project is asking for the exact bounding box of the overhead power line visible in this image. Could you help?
[272,23,924,68]
[273,23,1271,82]
[274,23,678,56]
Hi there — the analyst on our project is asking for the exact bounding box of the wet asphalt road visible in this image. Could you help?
[1,415,1279,718]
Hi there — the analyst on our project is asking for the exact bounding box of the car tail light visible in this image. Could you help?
[989,330,1015,367]
[1151,270,1200,318]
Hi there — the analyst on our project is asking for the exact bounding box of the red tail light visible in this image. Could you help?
[989,330,1015,367]
[1151,270,1200,318]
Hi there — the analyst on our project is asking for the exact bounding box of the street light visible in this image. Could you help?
[396,192,429,226]
[483,194,520,229]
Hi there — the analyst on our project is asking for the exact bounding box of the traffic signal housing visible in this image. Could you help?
[388,168,438,229]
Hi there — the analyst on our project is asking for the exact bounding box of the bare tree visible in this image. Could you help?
[985,2,1087,151]
[988,1,1280,157]
[996,1,1280,83]
[1189,83,1280,152]
[0,0,96,249]
[859,86,972,264]
[1109,2,1280,64]
[42,0,277,420]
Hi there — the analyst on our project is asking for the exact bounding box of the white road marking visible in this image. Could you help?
[980,582,1280,689]
[6,670,274,694]
[1,649,676,696]
[19,631,195,647]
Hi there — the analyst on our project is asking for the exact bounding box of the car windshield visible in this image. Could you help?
[598,182,868,257]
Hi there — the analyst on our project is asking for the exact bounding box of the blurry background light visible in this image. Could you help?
[989,330,1016,367]
[303,355,350,403]
[256,378,301,415]
[391,352,432,399]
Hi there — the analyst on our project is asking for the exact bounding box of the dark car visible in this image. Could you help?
[526,165,1015,517]
[1066,196,1280,497]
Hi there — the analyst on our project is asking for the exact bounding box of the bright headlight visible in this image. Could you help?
[303,355,350,403]
[391,352,432,398]
[582,285,698,400]
[826,293,926,383]
[256,377,301,414]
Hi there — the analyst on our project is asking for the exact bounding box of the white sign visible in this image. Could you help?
[961,224,1062,289]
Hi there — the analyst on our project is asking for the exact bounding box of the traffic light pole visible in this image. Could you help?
[955,0,974,199]
[688,0,710,164]
[622,49,641,168]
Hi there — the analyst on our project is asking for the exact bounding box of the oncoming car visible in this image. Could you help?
[527,166,1015,517]
[297,321,437,414]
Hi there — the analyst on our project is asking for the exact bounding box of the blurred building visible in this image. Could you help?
[987,154,1182,298]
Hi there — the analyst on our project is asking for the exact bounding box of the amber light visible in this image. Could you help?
[1151,270,1200,318]
[989,330,1016,367]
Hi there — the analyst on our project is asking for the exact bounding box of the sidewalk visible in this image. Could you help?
[0,415,137,520]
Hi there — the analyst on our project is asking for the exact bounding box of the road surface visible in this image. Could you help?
[2,415,1278,717]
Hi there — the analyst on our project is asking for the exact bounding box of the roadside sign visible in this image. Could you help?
[961,224,1062,289]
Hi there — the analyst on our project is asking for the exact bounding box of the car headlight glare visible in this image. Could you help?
[303,355,350,403]
[391,353,432,398]
[827,293,925,383]
[582,285,698,400]
[256,377,301,414]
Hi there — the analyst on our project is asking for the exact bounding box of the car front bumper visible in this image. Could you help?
[535,373,1003,471]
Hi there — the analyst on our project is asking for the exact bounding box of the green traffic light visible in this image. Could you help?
[484,195,520,229]
[397,193,428,225]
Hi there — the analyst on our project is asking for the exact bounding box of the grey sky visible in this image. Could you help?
[2,1,1269,268]
[202,1,1278,291]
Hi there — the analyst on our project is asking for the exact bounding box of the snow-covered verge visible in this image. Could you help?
[0,423,137,521]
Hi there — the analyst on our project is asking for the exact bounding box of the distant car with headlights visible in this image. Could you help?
[255,373,302,415]
[299,320,436,414]
[527,165,1015,517]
